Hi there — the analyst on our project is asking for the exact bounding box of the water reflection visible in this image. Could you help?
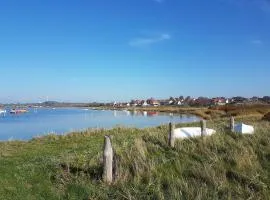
[111,110,196,120]
[0,108,200,140]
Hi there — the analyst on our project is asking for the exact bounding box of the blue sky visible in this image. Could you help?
[0,0,269,103]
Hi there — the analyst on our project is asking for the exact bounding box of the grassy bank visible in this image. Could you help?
[1,116,270,199]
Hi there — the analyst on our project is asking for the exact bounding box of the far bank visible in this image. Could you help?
[90,104,270,120]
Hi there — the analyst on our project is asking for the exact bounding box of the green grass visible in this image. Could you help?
[1,117,270,199]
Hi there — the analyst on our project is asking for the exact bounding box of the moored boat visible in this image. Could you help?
[0,109,6,114]
[10,109,28,114]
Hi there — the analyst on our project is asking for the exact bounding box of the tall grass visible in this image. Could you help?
[0,117,270,199]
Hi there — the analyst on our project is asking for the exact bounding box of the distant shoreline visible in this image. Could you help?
[90,104,270,120]
[2,103,270,120]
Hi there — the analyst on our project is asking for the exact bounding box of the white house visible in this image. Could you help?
[142,101,148,107]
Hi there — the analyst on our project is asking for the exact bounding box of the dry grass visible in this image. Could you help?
[124,104,270,120]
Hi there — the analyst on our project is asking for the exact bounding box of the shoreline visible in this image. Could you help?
[0,108,200,142]
[90,106,211,118]
[2,114,263,144]
[89,104,270,120]
[1,104,269,142]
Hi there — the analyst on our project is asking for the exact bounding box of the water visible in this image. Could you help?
[0,108,200,140]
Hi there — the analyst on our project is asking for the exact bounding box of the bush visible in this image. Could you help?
[262,112,270,121]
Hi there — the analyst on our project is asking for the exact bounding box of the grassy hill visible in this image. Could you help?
[1,116,270,199]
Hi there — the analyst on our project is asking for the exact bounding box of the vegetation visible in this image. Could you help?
[211,104,270,117]
[1,116,270,199]
[263,112,270,121]
[96,104,270,120]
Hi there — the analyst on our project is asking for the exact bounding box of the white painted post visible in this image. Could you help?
[201,120,206,136]
[169,122,175,147]
[230,116,235,133]
[103,135,113,184]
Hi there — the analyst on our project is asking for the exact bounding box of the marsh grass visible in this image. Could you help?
[1,117,270,199]
[103,104,270,120]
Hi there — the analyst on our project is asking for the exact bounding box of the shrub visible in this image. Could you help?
[262,112,270,121]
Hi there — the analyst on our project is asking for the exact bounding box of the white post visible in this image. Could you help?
[230,116,235,133]
[201,120,206,136]
[103,135,113,184]
[169,122,175,147]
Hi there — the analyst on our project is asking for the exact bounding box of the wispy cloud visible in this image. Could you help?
[251,39,263,45]
[129,33,171,47]
[259,0,270,12]
[153,0,164,3]
[222,0,270,12]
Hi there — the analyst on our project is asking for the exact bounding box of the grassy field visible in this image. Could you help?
[1,116,270,199]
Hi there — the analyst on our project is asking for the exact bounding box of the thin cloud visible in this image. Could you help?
[153,0,164,3]
[129,33,171,47]
[222,0,270,12]
[259,0,270,12]
[251,40,263,45]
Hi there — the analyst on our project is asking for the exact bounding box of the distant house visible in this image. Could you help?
[261,96,270,103]
[250,96,259,102]
[178,96,185,102]
[183,96,195,106]
[159,100,169,106]
[194,97,212,106]
[130,99,143,107]
[152,100,160,106]
[141,100,148,107]
[137,100,144,106]
[174,97,184,106]
[147,98,160,106]
[160,98,182,106]
[176,101,182,106]
[168,97,177,105]
[130,100,137,106]
[112,102,123,107]
[231,96,248,104]
[168,100,174,105]
[212,97,227,106]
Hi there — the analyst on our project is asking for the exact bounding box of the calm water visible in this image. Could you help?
[0,108,200,140]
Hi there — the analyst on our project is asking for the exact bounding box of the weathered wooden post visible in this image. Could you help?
[230,116,235,133]
[103,135,113,184]
[201,120,206,136]
[168,122,175,147]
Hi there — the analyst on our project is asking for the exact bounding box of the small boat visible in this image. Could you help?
[10,109,28,114]
[234,123,254,134]
[0,109,6,114]
[174,127,216,139]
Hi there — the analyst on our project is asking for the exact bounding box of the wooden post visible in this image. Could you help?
[201,120,206,136]
[169,122,175,147]
[103,135,113,184]
[230,116,235,133]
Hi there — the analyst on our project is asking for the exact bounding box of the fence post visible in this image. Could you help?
[103,135,113,184]
[230,116,235,133]
[169,122,175,147]
[201,120,206,136]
